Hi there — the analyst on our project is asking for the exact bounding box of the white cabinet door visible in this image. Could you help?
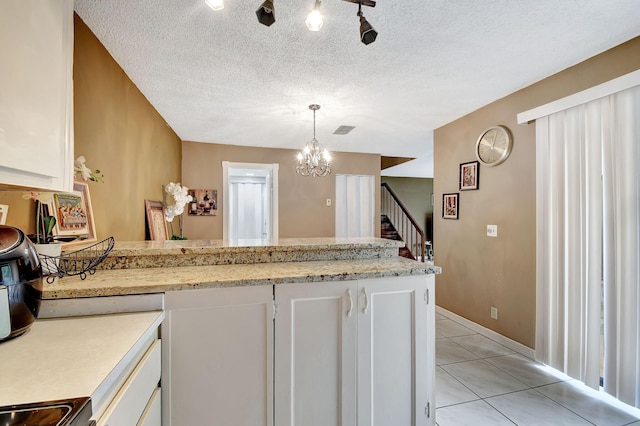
[275,281,358,426]
[0,0,74,191]
[163,286,274,426]
[357,275,435,426]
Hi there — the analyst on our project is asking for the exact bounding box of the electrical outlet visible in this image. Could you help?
[326,198,332,207]
[487,224,498,237]
[490,306,498,320]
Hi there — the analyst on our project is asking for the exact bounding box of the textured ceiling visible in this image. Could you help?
[74,0,640,177]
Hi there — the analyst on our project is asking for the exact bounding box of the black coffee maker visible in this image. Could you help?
[0,225,43,342]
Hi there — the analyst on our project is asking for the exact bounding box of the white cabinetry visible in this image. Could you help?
[163,285,274,426]
[0,0,74,191]
[275,275,435,426]
[162,275,435,426]
[274,281,358,426]
[96,339,161,426]
[357,276,434,426]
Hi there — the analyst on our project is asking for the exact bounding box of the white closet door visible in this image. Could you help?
[335,174,374,238]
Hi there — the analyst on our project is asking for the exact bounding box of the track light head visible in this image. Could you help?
[256,0,276,26]
[357,5,377,45]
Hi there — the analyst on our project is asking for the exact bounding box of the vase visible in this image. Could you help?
[33,243,62,276]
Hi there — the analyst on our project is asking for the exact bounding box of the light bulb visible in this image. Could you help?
[305,1,323,31]
[206,0,224,11]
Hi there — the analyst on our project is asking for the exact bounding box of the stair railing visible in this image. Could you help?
[381,182,426,262]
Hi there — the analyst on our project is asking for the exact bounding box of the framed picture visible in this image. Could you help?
[49,181,97,246]
[145,200,168,241]
[442,193,459,220]
[459,161,480,191]
[188,189,217,216]
[0,204,8,225]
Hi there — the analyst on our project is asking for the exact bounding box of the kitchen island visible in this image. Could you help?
[41,237,440,299]
[28,238,440,426]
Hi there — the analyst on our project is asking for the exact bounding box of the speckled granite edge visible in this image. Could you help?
[42,259,442,299]
[99,246,401,269]
[81,238,407,270]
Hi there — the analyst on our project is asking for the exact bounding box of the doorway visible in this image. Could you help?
[222,162,279,241]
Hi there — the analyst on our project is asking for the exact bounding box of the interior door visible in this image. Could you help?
[222,162,279,241]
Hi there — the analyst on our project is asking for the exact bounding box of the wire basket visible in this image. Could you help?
[39,237,115,284]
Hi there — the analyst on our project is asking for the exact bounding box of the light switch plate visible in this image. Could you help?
[487,224,498,237]
[326,198,331,207]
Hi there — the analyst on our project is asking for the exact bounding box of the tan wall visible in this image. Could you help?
[0,15,182,240]
[181,142,381,239]
[433,36,640,348]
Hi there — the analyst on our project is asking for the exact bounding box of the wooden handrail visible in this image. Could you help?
[381,182,426,262]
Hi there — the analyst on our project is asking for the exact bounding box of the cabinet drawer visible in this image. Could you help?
[138,387,161,426]
[98,340,161,426]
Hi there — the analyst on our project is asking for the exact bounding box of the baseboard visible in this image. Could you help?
[436,306,535,360]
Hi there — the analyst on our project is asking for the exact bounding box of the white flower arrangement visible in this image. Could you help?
[74,156,104,182]
[163,182,193,240]
[164,182,193,223]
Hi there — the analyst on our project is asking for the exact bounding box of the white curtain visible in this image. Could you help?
[230,182,265,240]
[335,174,374,238]
[536,85,640,406]
[602,86,640,407]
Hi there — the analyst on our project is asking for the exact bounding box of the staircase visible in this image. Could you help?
[381,214,415,259]
[381,182,426,262]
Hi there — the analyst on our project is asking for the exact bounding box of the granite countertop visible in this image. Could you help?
[43,257,441,299]
[44,237,440,299]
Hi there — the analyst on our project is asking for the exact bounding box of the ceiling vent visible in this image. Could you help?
[333,125,356,135]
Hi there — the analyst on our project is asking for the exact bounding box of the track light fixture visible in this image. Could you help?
[251,0,377,44]
[357,2,377,45]
[256,0,276,26]
[305,0,323,31]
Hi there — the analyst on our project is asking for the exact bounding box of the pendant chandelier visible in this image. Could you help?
[296,104,331,177]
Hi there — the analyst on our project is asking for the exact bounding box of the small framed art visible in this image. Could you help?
[188,189,217,216]
[49,181,97,245]
[442,193,459,220]
[459,161,479,191]
[0,204,8,225]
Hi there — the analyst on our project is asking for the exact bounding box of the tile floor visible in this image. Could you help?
[435,311,640,426]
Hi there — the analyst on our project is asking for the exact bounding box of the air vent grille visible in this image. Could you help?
[333,125,355,135]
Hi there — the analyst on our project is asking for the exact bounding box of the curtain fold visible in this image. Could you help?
[602,86,640,407]
[536,86,640,406]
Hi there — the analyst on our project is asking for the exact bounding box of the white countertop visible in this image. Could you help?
[0,311,163,408]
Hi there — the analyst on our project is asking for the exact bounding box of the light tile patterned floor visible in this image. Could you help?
[435,311,640,426]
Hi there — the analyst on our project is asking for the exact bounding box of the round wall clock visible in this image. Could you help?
[475,125,513,166]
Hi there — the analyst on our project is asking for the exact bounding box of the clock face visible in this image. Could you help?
[476,125,512,166]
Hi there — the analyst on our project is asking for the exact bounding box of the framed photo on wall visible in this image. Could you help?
[442,193,459,220]
[145,200,168,241]
[48,181,97,246]
[459,161,480,191]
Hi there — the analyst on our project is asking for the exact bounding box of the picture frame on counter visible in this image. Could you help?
[0,204,8,225]
[188,189,217,216]
[145,200,168,241]
[48,181,97,246]
[459,161,480,191]
[442,193,459,220]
